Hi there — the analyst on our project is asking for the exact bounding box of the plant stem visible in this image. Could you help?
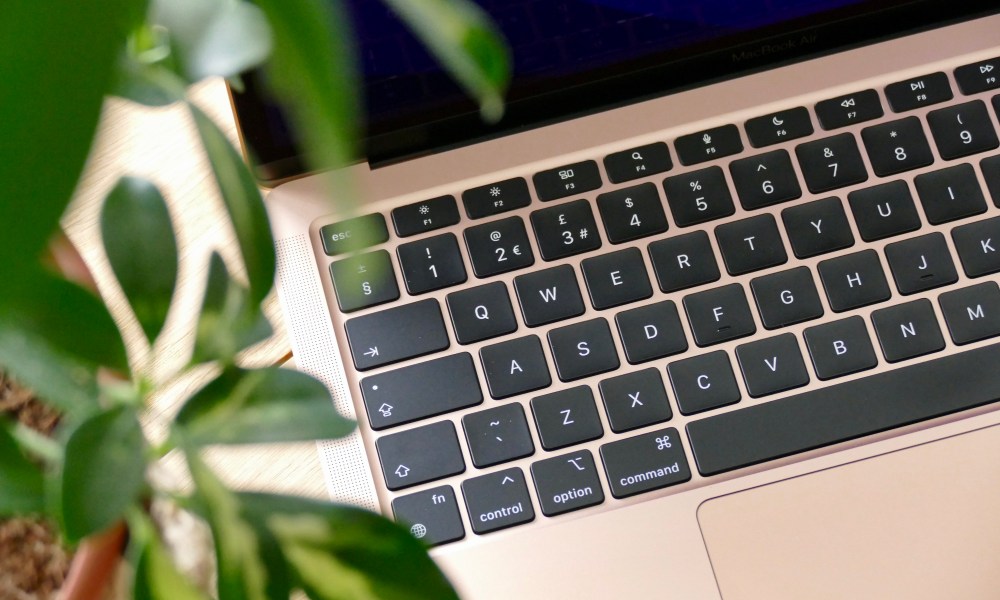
[12,423,63,464]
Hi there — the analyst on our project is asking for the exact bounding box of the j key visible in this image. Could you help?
[392,195,460,237]
[396,233,466,294]
[927,100,999,160]
[952,216,1000,277]
[885,72,952,112]
[817,249,892,312]
[847,180,922,242]
[683,283,757,347]
[662,166,735,227]
[615,300,688,364]
[954,57,1000,95]
[599,368,673,433]
[462,403,534,468]
[533,160,602,201]
[871,299,945,363]
[715,214,788,276]
[803,316,878,380]
[531,386,604,450]
[796,133,868,194]
[377,421,465,491]
[531,450,605,516]
[530,199,602,261]
[344,299,449,370]
[781,197,855,259]
[736,333,810,398]
[939,282,1000,344]
[600,427,691,498]
[463,178,531,219]
[597,182,669,243]
[604,142,672,184]
[464,217,534,278]
[729,150,802,210]
[514,264,585,327]
[581,247,653,310]
[675,124,743,166]
[462,468,534,534]
[319,213,389,256]
[745,106,814,148]
[750,266,824,329]
[984,155,1000,207]
[446,282,518,344]
[668,351,741,415]
[329,250,399,312]
[548,318,620,382]
[860,117,934,177]
[391,486,464,547]
[648,230,720,293]
[480,335,551,399]
[815,89,883,130]
[913,164,988,225]
[884,232,958,295]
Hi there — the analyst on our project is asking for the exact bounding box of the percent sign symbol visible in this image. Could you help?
[689,180,702,191]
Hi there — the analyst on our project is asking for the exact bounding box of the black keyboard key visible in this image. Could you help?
[668,350,741,415]
[662,166,736,226]
[817,250,891,312]
[345,299,449,370]
[803,316,877,380]
[530,199,602,260]
[597,183,669,243]
[729,150,802,210]
[463,178,531,219]
[847,180,922,242]
[392,485,464,547]
[533,160,602,201]
[736,333,809,398]
[581,247,653,310]
[531,386,604,450]
[955,57,1000,95]
[462,468,534,534]
[548,318,619,381]
[796,133,868,193]
[927,100,999,160]
[615,300,688,364]
[514,265,585,327]
[715,214,788,275]
[329,250,399,312]
[480,335,551,399]
[531,450,604,516]
[446,282,517,344]
[984,155,1000,207]
[600,427,691,498]
[781,197,855,259]
[884,232,958,295]
[462,403,534,468]
[871,299,945,363]
[396,233,466,294]
[391,195,460,237]
[604,143,672,183]
[648,230,720,293]
[599,368,673,433]
[745,106,814,148]
[953,216,1000,277]
[683,283,756,347]
[815,89,883,130]
[939,282,1000,344]
[464,217,534,278]
[885,72,952,112]
[750,266,824,329]
[361,353,481,430]
[675,124,743,166]
[377,421,464,490]
[319,213,389,256]
[860,117,934,177]
[914,164,988,225]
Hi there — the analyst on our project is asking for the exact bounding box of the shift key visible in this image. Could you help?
[344,299,450,370]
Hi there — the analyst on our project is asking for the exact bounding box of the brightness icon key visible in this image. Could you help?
[462,177,531,219]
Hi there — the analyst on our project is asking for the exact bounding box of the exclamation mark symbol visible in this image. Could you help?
[426,247,432,259]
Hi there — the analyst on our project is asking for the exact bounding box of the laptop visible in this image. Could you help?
[231,2,1000,597]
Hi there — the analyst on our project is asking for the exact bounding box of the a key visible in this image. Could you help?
[871,299,945,363]
[376,421,465,490]
[530,199,602,260]
[514,264,585,327]
[446,282,518,344]
[604,143,672,183]
[662,166,735,226]
[815,89,883,130]
[796,133,868,193]
[952,216,1000,277]
[396,233,466,294]
[683,283,756,347]
[750,266,824,329]
[714,214,788,275]
[745,106,814,148]
[667,350,741,415]
[648,230,720,293]
[533,160,602,201]
[391,195,460,237]
[780,197,855,259]
[939,282,1000,345]
[984,154,1000,207]
[464,217,534,278]
[599,427,691,498]
[548,318,619,382]
[954,57,1000,95]
[885,72,952,112]
[344,299,449,370]
[729,149,802,210]
[735,333,810,398]
[581,247,653,310]
[927,100,999,160]
[913,164,988,225]
[596,182,669,243]
[319,213,389,256]
[462,468,534,534]
[391,486,464,547]
[329,250,399,312]
[803,316,878,380]
[860,117,934,177]
[817,250,891,312]
[531,386,604,450]
[462,403,534,468]
[463,177,531,219]
[884,232,958,295]
[531,450,604,517]
[615,300,688,364]
[480,335,551,399]
[847,180,922,242]
[675,124,743,166]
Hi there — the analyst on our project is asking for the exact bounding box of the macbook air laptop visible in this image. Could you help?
[231,2,1000,597]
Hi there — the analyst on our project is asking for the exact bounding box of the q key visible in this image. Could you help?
[446,282,518,345]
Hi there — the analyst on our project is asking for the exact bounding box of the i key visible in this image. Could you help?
[530,199,602,260]
[861,117,934,177]
[396,233,466,294]
[914,164,988,225]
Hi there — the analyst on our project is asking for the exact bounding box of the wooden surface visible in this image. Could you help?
[63,78,327,500]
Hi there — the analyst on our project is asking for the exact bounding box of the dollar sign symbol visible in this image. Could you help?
[625,197,634,208]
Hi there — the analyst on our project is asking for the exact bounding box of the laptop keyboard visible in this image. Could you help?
[318,56,1000,546]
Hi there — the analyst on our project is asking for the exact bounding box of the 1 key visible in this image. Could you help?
[396,233,466,294]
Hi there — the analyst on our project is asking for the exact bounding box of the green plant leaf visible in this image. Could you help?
[192,253,273,365]
[382,0,510,122]
[131,511,208,600]
[175,367,354,447]
[189,105,276,307]
[61,406,147,542]
[0,422,46,516]
[101,177,179,344]
[0,322,99,415]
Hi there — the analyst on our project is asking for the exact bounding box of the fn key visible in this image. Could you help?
[392,486,464,546]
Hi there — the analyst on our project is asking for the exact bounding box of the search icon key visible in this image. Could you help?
[603,142,673,184]
[632,151,644,161]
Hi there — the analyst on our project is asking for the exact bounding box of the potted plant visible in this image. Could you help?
[0,0,509,597]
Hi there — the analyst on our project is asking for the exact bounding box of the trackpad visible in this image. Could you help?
[698,425,1000,600]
